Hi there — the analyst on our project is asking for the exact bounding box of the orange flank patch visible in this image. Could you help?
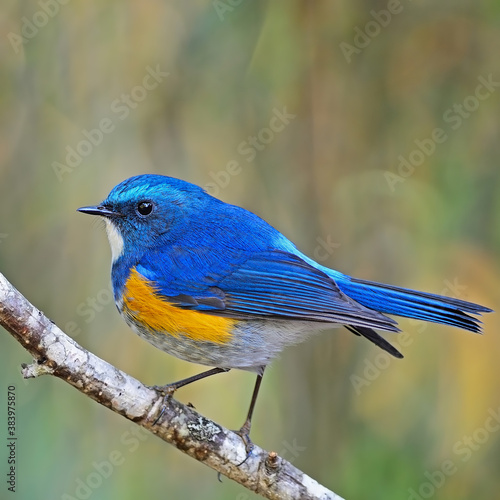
[123,268,236,344]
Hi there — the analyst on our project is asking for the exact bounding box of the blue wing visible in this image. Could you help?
[135,247,399,332]
[133,245,491,359]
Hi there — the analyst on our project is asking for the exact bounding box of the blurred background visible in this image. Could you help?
[1,1,499,499]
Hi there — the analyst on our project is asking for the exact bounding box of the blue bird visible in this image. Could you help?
[78,174,492,445]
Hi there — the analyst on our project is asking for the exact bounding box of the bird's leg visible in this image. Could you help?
[153,367,230,396]
[235,367,265,457]
[152,367,230,424]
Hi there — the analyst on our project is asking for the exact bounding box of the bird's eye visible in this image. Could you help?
[136,201,153,216]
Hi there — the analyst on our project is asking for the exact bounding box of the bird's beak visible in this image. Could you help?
[77,205,117,217]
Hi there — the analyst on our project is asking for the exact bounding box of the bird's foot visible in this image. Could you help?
[151,383,178,425]
[234,420,255,465]
[152,383,178,397]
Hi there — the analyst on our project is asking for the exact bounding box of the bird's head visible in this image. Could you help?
[78,174,208,262]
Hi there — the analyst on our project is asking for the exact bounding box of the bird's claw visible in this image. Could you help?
[151,384,177,425]
[152,383,177,397]
[234,423,254,465]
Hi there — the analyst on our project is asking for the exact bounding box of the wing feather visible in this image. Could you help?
[137,249,399,332]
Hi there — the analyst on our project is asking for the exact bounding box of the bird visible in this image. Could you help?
[78,174,492,447]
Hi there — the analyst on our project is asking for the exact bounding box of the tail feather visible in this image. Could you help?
[337,277,492,334]
[345,325,403,358]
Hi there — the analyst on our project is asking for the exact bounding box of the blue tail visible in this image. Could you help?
[336,276,492,334]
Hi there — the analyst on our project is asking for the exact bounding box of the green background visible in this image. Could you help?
[1,1,499,499]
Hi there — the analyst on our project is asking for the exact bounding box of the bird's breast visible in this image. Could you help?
[120,267,236,345]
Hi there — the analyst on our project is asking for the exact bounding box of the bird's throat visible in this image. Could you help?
[104,220,124,262]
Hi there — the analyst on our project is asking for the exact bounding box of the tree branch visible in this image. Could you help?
[0,272,344,500]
